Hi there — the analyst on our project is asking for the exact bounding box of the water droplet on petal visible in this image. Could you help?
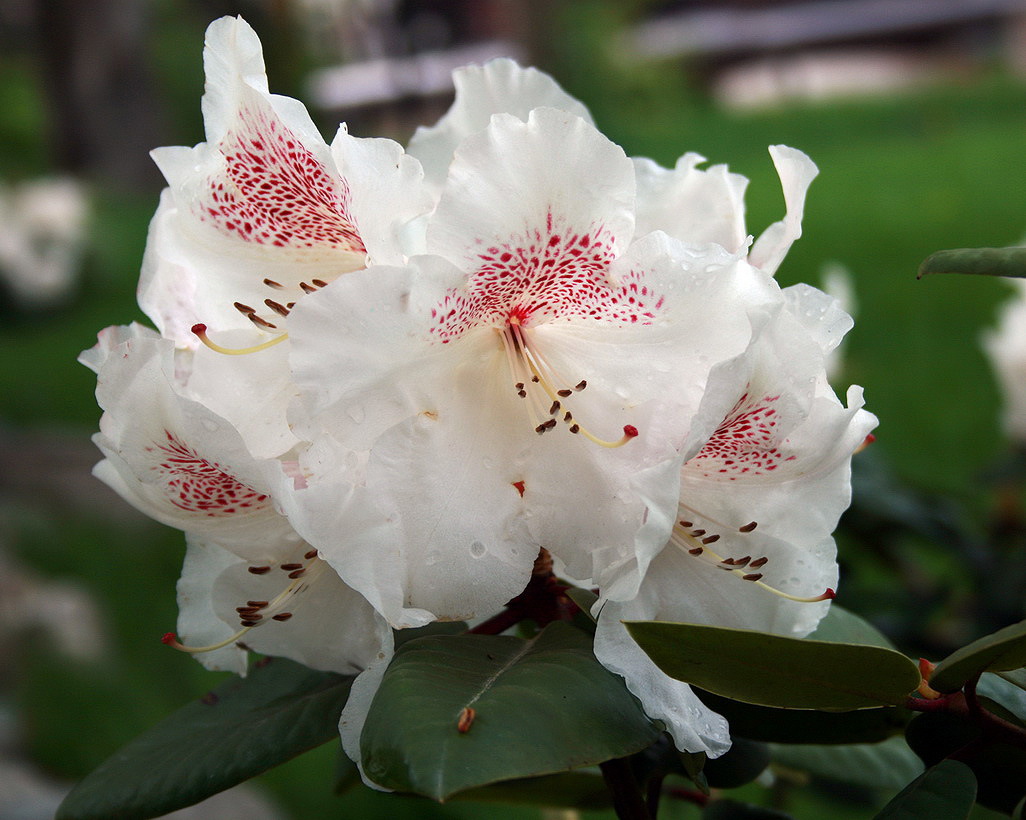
[469,541,486,559]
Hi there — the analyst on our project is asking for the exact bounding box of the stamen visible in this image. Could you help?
[671,522,834,603]
[263,278,283,289]
[247,314,277,329]
[739,521,759,533]
[299,281,317,294]
[164,556,326,655]
[280,563,303,571]
[265,299,290,317]
[304,549,318,560]
[192,324,288,355]
[311,279,328,288]
[234,301,256,314]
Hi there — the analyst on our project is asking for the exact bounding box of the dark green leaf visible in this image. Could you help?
[703,799,796,819]
[57,658,355,820]
[996,668,1026,692]
[359,621,660,799]
[453,772,612,809]
[905,701,1026,813]
[770,736,923,791]
[695,690,906,744]
[930,618,1026,693]
[872,760,976,820]
[626,621,920,709]
[1013,795,1025,820]
[810,604,896,649]
[702,737,770,789]
[976,672,1026,724]
[918,247,1026,279]
[566,586,598,621]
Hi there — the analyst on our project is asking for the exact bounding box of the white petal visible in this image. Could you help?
[141,17,371,345]
[176,533,249,674]
[339,633,395,790]
[594,606,731,757]
[407,58,592,191]
[749,145,819,277]
[330,127,433,266]
[633,153,749,253]
[88,332,295,558]
[427,108,635,271]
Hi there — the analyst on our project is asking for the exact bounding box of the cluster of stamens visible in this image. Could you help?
[671,510,834,604]
[192,277,332,355]
[499,319,637,448]
[162,549,325,654]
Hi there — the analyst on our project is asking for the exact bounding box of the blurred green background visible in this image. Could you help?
[2,0,1026,818]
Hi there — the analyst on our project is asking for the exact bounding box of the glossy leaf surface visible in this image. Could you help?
[360,621,660,799]
[626,621,920,709]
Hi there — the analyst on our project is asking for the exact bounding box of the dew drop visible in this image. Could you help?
[469,541,486,559]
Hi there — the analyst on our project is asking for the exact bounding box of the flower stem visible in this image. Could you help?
[600,758,652,820]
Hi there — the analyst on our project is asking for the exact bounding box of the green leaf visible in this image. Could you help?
[453,771,612,809]
[918,247,1026,279]
[976,672,1026,724]
[770,736,924,792]
[930,618,1026,693]
[57,658,355,820]
[695,690,906,744]
[702,737,770,789]
[872,760,976,820]
[905,701,1026,814]
[1013,795,1025,820]
[810,604,896,650]
[359,621,661,799]
[703,799,796,819]
[626,621,921,709]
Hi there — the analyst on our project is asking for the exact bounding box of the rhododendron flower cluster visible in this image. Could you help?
[82,15,875,776]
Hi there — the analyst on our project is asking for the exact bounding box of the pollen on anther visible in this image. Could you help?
[288,568,306,579]
[263,278,283,289]
[247,600,269,608]
[535,419,557,434]
[688,547,703,556]
[304,549,318,559]
[749,557,768,569]
[248,565,271,575]
[280,563,303,571]
[575,380,588,390]
[234,301,256,314]
[739,521,758,533]
[549,400,560,415]
[742,573,764,582]
[701,534,720,545]
[569,424,581,434]
[272,612,293,621]
[557,389,573,397]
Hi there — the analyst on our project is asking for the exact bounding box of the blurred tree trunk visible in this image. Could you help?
[34,0,166,191]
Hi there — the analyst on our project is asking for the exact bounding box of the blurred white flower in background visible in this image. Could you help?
[0,177,89,309]
[983,276,1026,444]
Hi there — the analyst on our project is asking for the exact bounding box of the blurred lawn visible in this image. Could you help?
[2,10,1026,819]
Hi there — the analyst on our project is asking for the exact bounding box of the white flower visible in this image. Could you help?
[594,284,877,756]
[0,176,89,308]
[140,15,431,348]
[983,277,1026,443]
[81,323,388,675]
[281,106,780,629]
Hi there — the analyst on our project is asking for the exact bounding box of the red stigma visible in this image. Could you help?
[191,323,207,335]
[863,433,876,446]
[623,425,639,438]
[512,480,526,498]
[161,632,177,645]
[824,588,836,600]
